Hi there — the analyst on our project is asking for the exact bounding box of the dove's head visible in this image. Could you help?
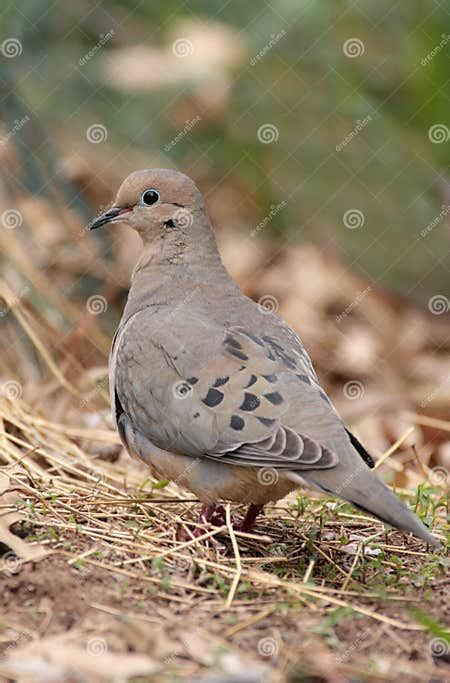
[88,169,205,242]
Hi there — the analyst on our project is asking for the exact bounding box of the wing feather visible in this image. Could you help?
[115,320,340,472]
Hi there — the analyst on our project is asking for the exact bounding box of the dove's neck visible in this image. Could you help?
[122,217,235,320]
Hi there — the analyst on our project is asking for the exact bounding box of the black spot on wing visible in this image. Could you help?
[114,389,124,425]
[245,374,257,388]
[319,390,331,406]
[202,388,224,407]
[225,335,242,350]
[186,377,198,385]
[240,392,260,411]
[263,373,278,383]
[229,348,249,361]
[346,429,375,468]
[213,376,229,387]
[279,353,297,370]
[240,330,264,347]
[262,336,284,352]
[296,373,310,384]
[257,416,277,428]
[230,414,245,430]
[264,391,283,405]
[262,336,297,369]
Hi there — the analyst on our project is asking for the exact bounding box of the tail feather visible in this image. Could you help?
[291,460,440,548]
[344,472,440,547]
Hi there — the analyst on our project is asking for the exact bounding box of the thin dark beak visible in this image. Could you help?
[87,206,131,231]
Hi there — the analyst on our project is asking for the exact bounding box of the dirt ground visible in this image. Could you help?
[0,436,448,682]
[1,213,449,683]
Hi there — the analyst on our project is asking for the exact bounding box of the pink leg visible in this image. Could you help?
[192,504,220,536]
[207,503,263,531]
[198,503,218,526]
[190,504,226,547]
[179,503,263,543]
[175,504,219,541]
[239,504,263,532]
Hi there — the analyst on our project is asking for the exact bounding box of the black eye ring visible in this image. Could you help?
[141,189,160,206]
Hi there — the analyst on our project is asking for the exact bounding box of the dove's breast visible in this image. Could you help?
[119,412,299,505]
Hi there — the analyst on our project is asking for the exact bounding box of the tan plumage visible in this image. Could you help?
[88,168,439,546]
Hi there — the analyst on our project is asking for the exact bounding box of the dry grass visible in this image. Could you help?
[0,382,448,681]
[0,174,449,681]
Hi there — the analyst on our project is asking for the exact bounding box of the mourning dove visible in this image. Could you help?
[88,169,439,546]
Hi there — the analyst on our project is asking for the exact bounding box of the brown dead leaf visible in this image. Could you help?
[0,633,160,682]
[0,468,48,569]
[101,18,246,94]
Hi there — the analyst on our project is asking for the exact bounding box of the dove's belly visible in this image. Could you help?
[120,416,298,505]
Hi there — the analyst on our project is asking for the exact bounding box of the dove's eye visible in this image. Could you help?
[141,189,160,206]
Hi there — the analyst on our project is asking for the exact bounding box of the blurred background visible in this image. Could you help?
[0,3,449,680]
[0,0,449,482]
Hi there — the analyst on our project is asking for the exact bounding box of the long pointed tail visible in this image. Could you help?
[297,463,440,548]
[343,471,440,547]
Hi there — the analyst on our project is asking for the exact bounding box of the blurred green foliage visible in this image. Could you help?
[1,0,449,305]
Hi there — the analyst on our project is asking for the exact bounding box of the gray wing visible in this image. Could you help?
[113,310,440,545]
[113,316,340,472]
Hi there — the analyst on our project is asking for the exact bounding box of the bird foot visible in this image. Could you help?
[176,504,226,545]
[176,503,263,544]
[201,503,264,533]
[237,503,263,533]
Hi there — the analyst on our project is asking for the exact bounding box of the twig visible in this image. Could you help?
[374,426,415,470]
[225,504,242,608]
